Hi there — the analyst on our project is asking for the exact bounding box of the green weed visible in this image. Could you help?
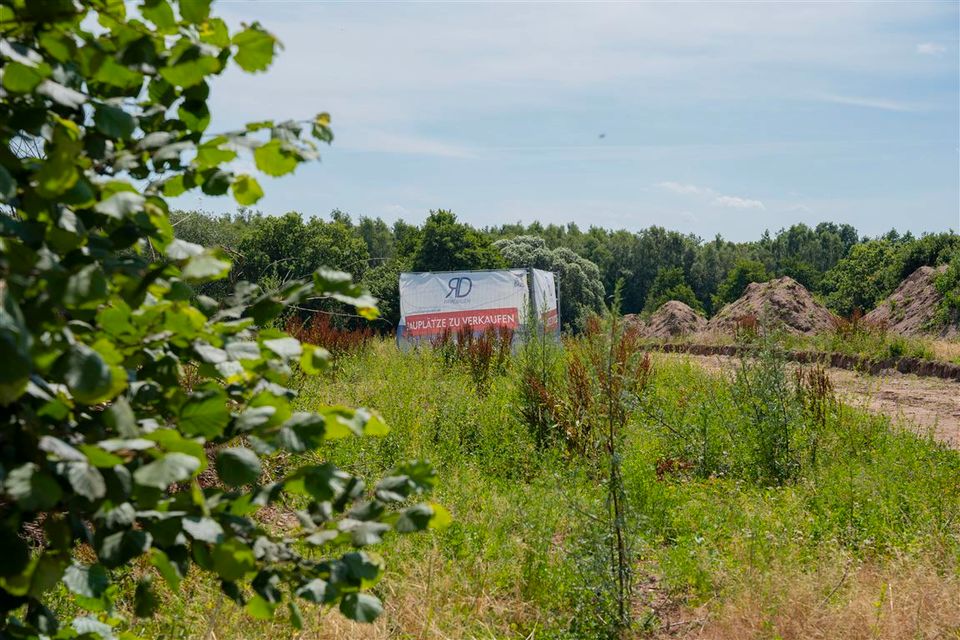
[90,336,960,639]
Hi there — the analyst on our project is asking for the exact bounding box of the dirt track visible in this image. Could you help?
[659,353,960,449]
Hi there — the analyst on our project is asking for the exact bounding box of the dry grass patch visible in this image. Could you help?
[664,556,960,640]
[140,540,544,640]
[931,340,960,364]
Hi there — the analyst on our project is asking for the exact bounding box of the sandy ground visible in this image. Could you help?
[658,353,960,449]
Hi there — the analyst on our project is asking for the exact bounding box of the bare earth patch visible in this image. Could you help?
[865,265,955,338]
[704,277,837,338]
[643,301,708,339]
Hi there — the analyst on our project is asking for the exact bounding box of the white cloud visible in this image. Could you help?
[656,181,711,196]
[209,2,953,131]
[712,195,766,210]
[182,2,956,238]
[340,129,474,159]
[657,181,766,211]
[916,42,946,55]
[818,94,925,112]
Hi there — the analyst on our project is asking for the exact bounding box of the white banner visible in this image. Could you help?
[531,268,560,334]
[398,270,530,343]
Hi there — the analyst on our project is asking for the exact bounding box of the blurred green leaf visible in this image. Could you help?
[0,164,15,201]
[211,539,255,581]
[182,516,224,543]
[180,389,230,438]
[94,192,145,219]
[182,251,231,281]
[233,25,276,72]
[94,103,136,139]
[215,447,261,487]
[231,174,263,205]
[133,453,201,489]
[5,463,62,510]
[245,594,276,620]
[141,0,175,30]
[263,337,301,359]
[58,344,114,405]
[200,18,230,47]
[150,549,183,590]
[339,593,382,623]
[62,563,109,599]
[66,463,106,501]
[2,61,51,92]
[253,139,297,177]
[64,265,108,309]
[160,56,219,87]
[195,138,236,169]
[181,0,212,23]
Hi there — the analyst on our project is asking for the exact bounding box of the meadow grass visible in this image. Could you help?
[641,315,960,366]
[84,337,959,639]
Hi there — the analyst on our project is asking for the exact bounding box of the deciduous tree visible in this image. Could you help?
[0,1,443,636]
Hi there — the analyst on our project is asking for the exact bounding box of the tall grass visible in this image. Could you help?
[797,312,936,361]
[92,322,960,639]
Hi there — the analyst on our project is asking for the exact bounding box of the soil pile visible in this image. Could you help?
[706,276,836,336]
[643,301,707,338]
[623,313,645,333]
[864,265,953,337]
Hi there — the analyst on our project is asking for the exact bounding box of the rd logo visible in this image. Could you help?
[446,276,473,298]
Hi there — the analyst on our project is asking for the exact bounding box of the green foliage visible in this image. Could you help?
[712,259,771,310]
[494,235,604,329]
[356,215,396,263]
[934,249,960,329]
[411,210,504,273]
[581,226,697,317]
[893,231,959,282]
[91,335,960,638]
[820,233,958,319]
[821,240,900,316]
[776,256,821,291]
[168,211,955,325]
[360,258,406,328]
[0,1,439,637]
[236,212,371,285]
[312,338,958,637]
[515,313,565,450]
[642,266,703,315]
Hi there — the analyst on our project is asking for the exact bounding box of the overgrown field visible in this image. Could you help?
[639,316,952,365]
[91,333,959,639]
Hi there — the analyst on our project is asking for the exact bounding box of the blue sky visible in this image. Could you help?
[177,1,960,241]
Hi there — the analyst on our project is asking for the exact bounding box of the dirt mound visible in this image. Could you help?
[706,276,836,336]
[864,265,953,337]
[623,313,645,332]
[643,301,707,338]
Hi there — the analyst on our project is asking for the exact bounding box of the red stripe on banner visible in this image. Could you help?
[541,308,559,330]
[404,307,520,337]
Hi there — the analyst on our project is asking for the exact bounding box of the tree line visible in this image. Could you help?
[172,208,959,329]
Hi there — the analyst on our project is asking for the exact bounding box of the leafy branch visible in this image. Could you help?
[0,0,444,637]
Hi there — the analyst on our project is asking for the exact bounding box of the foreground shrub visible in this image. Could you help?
[0,2,442,637]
